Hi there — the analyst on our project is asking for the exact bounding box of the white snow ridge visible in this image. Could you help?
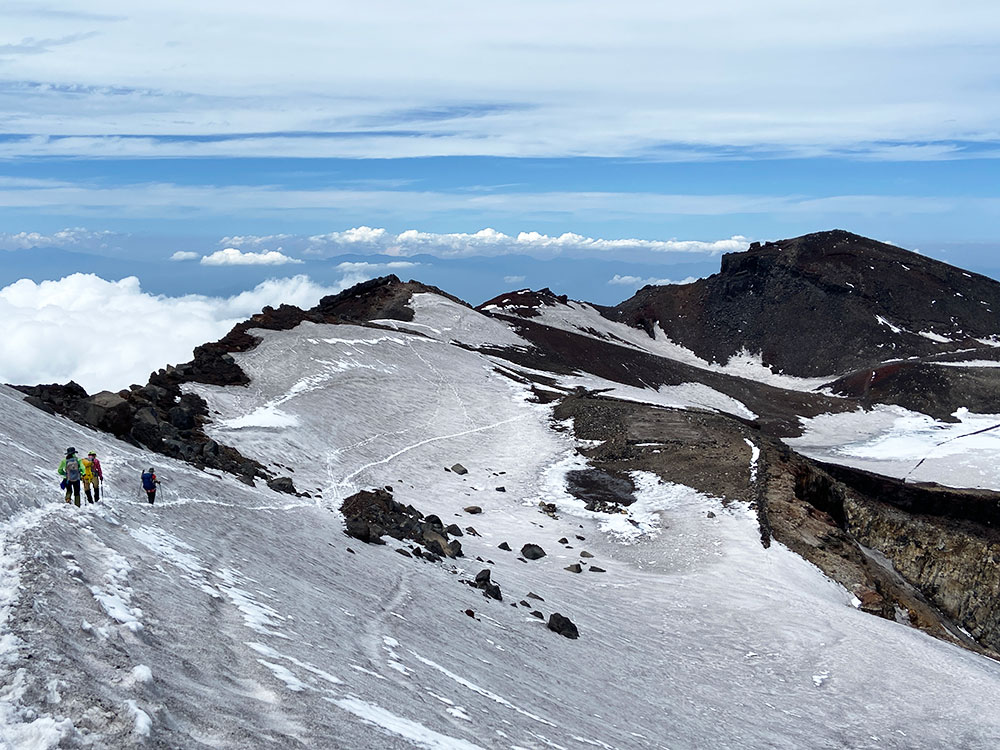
[1,287,999,749]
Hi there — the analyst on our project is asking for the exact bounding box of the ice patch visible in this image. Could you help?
[934,359,1000,368]
[744,438,760,484]
[875,315,902,334]
[221,405,299,429]
[131,665,153,684]
[257,660,308,692]
[787,405,1000,490]
[333,695,485,749]
[557,374,758,420]
[124,699,152,737]
[410,652,556,727]
[597,471,724,543]
[918,330,953,343]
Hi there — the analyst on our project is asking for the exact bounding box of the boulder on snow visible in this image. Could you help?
[340,487,462,558]
[521,544,546,560]
[565,563,582,573]
[463,505,483,514]
[547,612,579,639]
[267,476,297,494]
[471,568,503,601]
[78,390,132,437]
[450,463,469,475]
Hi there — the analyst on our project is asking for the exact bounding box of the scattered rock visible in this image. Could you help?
[538,502,558,517]
[558,537,568,545]
[266,476,297,494]
[498,542,512,551]
[527,592,544,601]
[465,609,476,618]
[463,506,483,514]
[580,551,594,558]
[855,588,886,615]
[576,535,586,540]
[521,544,546,560]
[396,548,413,558]
[471,569,503,601]
[340,487,463,558]
[547,612,580,639]
[445,524,463,536]
[519,600,530,607]
[707,511,716,519]
[589,566,606,573]
[530,610,544,619]
[565,563,582,573]
[495,486,506,492]
[465,526,481,537]
[451,463,469,475]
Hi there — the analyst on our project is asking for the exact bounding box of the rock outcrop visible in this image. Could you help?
[611,230,1000,378]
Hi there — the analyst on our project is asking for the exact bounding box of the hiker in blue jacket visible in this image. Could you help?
[141,468,160,504]
[58,447,83,507]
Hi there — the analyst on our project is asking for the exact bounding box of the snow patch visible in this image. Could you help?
[788,405,1000,490]
[124,699,152,737]
[333,696,484,749]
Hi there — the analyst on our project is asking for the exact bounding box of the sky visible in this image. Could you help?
[2,1,1000,391]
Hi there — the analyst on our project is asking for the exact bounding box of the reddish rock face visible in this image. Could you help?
[611,230,1000,378]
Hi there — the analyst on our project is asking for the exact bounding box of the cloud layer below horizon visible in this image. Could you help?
[0,274,350,392]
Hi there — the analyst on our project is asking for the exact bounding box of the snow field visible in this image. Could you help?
[788,404,1000,490]
[3,292,1000,747]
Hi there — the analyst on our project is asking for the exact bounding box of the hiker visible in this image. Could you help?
[81,451,102,503]
[58,447,83,507]
[141,467,160,504]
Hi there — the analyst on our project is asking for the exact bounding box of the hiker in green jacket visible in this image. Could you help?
[58,447,83,507]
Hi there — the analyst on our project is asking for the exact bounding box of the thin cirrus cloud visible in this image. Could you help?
[199,248,303,266]
[1,4,999,159]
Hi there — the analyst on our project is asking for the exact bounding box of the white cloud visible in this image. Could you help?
[225,226,752,259]
[0,227,117,251]
[334,260,421,288]
[1,4,999,159]
[0,177,968,227]
[200,248,303,266]
[504,275,526,284]
[170,251,199,261]
[609,274,701,287]
[0,273,358,392]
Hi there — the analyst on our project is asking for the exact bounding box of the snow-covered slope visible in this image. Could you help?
[4,296,1000,748]
[786,405,1000,490]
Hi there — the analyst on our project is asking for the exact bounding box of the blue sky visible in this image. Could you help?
[2,1,1000,389]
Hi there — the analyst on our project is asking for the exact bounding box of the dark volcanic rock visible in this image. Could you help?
[266,476,298,494]
[611,230,1000,378]
[566,468,636,511]
[520,544,546,560]
[471,569,503,601]
[547,612,579,639]
[340,488,463,559]
[451,463,469,475]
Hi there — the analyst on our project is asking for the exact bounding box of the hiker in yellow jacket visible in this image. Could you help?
[81,451,102,503]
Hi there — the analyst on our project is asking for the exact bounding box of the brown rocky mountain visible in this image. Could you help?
[610,229,1000,378]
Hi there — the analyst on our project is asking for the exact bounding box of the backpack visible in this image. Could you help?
[141,472,155,491]
[66,456,81,482]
